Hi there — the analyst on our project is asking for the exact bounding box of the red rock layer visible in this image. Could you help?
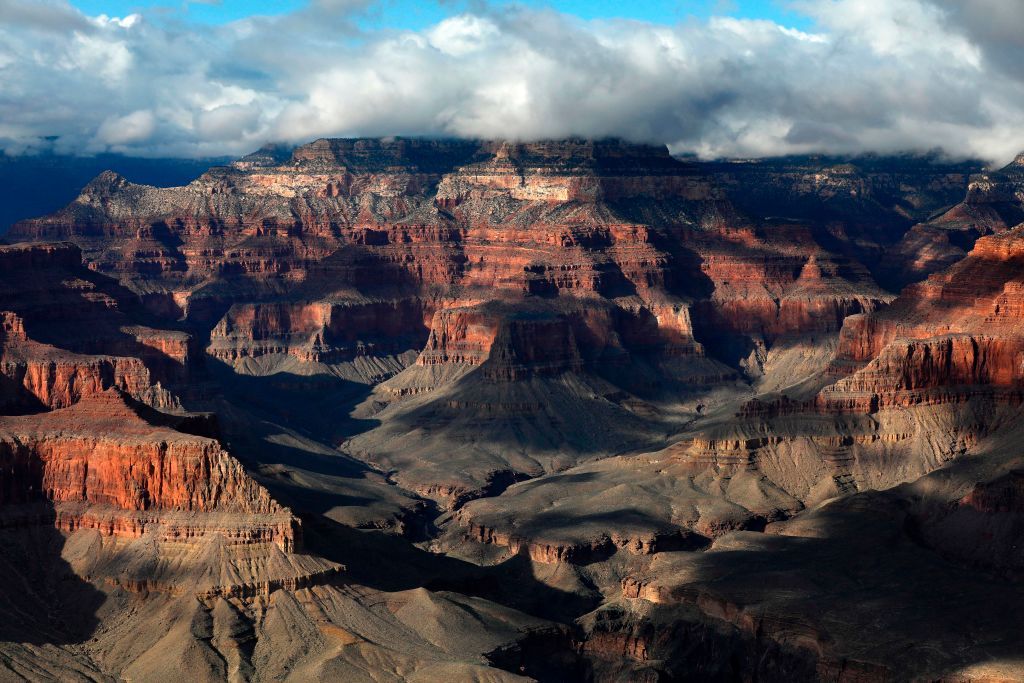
[817,226,1024,412]
[0,242,191,410]
[0,391,297,549]
[927,160,1024,234]
[208,298,431,363]
[463,519,704,564]
[0,503,298,555]
[692,236,893,345]
[877,154,1024,287]
[1,309,172,411]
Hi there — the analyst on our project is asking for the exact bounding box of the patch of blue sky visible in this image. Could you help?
[69,0,813,30]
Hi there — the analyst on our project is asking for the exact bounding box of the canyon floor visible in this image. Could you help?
[1,138,1023,682]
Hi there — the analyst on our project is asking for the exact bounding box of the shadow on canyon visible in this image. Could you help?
[0,503,105,648]
[0,374,47,414]
[7,263,196,392]
[207,359,382,444]
[640,458,1024,681]
[304,514,603,624]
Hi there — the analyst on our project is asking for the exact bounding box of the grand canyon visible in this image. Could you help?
[0,134,1022,681]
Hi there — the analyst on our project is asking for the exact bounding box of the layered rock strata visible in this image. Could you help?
[0,390,298,548]
[10,138,1024,682]
[0,242,190,412]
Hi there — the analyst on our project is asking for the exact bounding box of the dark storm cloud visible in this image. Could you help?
[925,0,1024,81]
[0,0,1022,162]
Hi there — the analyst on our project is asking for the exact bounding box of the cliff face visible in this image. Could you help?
[208,298,431,365]
[928,159,1024,235]
[0,243,190,412]
[0,390,295,546]
[0,391,278,513]
[821,226,1024,411]
[1,313,152,410]
[0,239,347,669]
[10,140,931,339]
[0,191,538,678]
[12,138,948,498]
[878,155,1024,287]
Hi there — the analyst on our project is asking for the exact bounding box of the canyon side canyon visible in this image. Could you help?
[1,137,1023,681]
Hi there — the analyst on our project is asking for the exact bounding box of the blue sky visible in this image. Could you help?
[69,0,813,30]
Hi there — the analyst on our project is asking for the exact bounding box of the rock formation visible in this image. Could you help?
[0,242,189,412]
[879,153,1024,287]
[5,138,1024,681]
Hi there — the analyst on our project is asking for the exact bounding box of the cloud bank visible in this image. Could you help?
[2,0,1023,163]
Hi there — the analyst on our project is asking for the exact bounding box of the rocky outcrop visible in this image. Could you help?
[819,226,1024,412]
[693,246,894,361]
[2,345,160,411]
[927,159,1024,235]
[208,298,430,365]
[0,395,277,513]
[0,390,297,546]
[11,138,976,507]
[0,242,191,411]
[2,308,157,410]
[463,518,708,565]
[706,154,977,224]
[877,153,1024,288]
[9,139,914,356]
[577,478,1024,682]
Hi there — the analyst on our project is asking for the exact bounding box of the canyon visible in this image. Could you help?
[1,137,1022,681]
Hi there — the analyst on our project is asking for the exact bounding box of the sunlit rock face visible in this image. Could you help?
[0,242,187,413]
[5,138,1024,682]
[820,225,1024,412]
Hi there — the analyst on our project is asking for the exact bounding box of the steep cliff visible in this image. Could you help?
[0,243,188,412]
[822,226,1024,411]
[0,389,294,538]
[879,154,1024,287]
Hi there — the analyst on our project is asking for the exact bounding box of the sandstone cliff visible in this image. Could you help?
[0,242,189,412]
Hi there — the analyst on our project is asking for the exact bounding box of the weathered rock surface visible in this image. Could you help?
[582,432,1024,682]
[0,242,189,412]
[879,153,1024,288]
[822,225,1024,412]
[0,390,283,515]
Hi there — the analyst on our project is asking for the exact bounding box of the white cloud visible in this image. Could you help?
[194,103,261,141]
[427,15,500,56]
[0,0,1023,163]
[93,110,156,148]
[61,31,133,81]
[92,13,141,29]
[777,26,827,43]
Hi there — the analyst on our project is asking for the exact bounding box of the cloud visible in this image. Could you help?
[1,0,1023,163]
[427,14,500,56]
[0,0,93,33]
[921,0,1024,81]
[93,110,156,147]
